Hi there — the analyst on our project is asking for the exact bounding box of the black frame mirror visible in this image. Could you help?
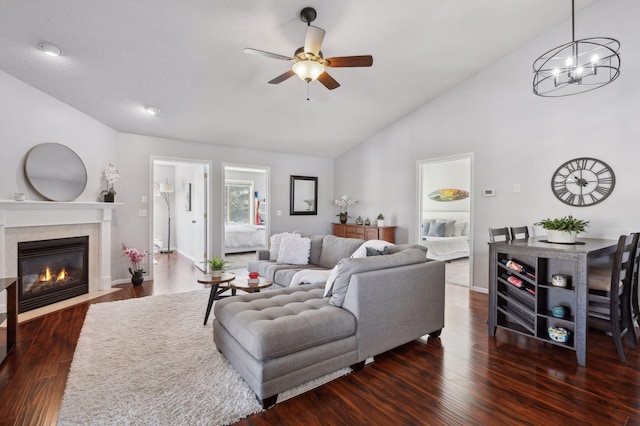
[290,175,318,215]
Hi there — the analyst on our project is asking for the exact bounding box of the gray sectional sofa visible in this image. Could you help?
[247,234,364,288]
[214,235,446,408]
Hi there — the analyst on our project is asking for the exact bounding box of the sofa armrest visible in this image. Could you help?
[256,250,270,260]
[341,260,445,361]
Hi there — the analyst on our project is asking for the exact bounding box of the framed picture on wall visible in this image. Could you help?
[184,183,192,211]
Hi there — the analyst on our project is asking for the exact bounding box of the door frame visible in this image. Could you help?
[149,156,212,280]
[221,163,271,258]
[416,153,474,287]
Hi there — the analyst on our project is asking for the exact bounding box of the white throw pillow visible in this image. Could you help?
[277,236,311,265]
[324,265,340,297]
[453,221,466,237]
[269,232,300,260]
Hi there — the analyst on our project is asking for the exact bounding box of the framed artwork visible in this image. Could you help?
[184,183,192,211]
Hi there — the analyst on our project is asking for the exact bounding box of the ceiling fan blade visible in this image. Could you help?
[317,71,340,90]
[325,55,373,67]
[268,70,295,84]
[243,48,292,61]
[304,26,325,56]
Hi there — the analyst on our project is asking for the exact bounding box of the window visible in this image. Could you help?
[225,180,254,225]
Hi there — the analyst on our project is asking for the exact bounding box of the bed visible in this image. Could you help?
[420,211,470,261]
[224,224,266,254]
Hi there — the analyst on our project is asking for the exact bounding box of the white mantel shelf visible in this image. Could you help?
[0,200,122,209]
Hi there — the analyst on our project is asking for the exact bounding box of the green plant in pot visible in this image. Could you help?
[535,215,589,243]
[202,254,230,277]
[377,213,385,227]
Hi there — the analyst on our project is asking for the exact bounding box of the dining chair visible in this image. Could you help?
[587,233,639,362]
[510,226,530,240]
[628,232,640,346]
[488,227,511,243]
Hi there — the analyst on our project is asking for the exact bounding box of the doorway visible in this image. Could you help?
[417,154,473,286]
[222,164,269,257]
[151,158,211,276]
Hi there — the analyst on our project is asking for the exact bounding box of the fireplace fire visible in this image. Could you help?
[18,236,89,313]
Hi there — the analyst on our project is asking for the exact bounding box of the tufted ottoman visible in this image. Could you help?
[213,283,358,407]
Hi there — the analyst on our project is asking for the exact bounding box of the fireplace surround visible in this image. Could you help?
[0,201,117,314]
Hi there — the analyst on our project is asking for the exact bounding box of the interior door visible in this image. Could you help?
[193,165,208,272]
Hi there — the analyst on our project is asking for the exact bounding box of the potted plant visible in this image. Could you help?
[534,215,589,243]
[100,163,120,202]
[122,244,148,286]
[202,254,230,277]
[377,213,385,227]
[334,195,358,224]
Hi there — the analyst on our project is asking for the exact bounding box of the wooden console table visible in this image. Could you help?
[332,223,396,244]
[1,277,17,365]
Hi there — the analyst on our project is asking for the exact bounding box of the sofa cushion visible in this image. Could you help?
[275,266,328,287]
[317,235,364,269]
[247,260,305,281]
[215,286,356,360]
[277,236,311,265]
[306,235,324,265]
[329,248,428,307]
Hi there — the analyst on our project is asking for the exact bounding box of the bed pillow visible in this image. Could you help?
[436,219,456,237]
[277,236,311,265]
[427,221,446,237]
[453,221,467,237]
[269,232,300,260]
[422,220,434,236]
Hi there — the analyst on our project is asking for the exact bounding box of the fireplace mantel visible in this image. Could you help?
[0,200,120,292]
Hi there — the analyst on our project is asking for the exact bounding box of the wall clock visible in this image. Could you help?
[551,157,615,206]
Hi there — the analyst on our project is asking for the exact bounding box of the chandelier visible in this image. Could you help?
[532,0,620,97]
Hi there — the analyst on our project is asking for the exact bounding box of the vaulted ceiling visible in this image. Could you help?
[0,0,595,158]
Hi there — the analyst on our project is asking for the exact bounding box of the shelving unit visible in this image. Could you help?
[488,238,618,366]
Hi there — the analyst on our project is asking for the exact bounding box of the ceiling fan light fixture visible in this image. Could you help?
[292,60,324,82]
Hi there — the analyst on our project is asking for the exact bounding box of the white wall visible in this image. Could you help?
[334,0,640,291]
[0,70,118,201]
[116,133,334,279]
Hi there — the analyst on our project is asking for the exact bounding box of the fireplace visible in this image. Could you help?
[17,236,89,313]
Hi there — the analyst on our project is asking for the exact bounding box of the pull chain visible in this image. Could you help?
[307,82,310,101]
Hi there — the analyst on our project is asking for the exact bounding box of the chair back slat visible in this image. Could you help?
[510,226,530,240]
[488,227,510,243]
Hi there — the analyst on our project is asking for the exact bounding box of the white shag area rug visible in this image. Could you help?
[58,290,350,425]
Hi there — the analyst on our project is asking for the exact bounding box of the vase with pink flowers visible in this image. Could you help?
[122,244,148,286]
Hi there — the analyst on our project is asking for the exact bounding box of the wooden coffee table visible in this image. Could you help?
[197,272,235,325]
[230,276,273,293]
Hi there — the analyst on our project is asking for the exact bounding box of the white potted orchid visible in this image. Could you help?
[101,163,120,203]
[334,195,359,224]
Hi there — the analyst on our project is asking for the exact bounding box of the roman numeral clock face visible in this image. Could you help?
[551,158,615,206]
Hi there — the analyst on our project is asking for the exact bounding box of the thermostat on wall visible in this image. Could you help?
[483,189,495,197]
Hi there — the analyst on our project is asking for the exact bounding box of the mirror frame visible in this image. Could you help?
[290,175,318,216]
[24,143,87,202]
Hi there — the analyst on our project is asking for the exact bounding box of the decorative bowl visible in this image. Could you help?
[551,305,566,318]
[551,274,569,288]
[548,326,570,343]
[249,272,259,279]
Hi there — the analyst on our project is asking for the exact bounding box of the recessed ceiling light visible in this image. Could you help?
[38,42,62,57]
[145,106,160,115]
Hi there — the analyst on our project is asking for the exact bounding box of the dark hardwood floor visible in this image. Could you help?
[1,253,640,425]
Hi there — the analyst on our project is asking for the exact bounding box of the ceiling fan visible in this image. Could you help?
[244,7,373,91]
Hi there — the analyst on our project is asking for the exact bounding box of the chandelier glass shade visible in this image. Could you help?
[532,1,620,97]
[292,60,325,82]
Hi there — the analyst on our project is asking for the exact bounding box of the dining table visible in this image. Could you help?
[488,237,618,366]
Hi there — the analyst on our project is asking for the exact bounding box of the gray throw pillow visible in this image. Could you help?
[427,221,446,237]
[366,246,390,256]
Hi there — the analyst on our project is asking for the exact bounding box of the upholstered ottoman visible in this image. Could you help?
[213,283,358,407]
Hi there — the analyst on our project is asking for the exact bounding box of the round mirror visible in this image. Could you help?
[24,143,87,201]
